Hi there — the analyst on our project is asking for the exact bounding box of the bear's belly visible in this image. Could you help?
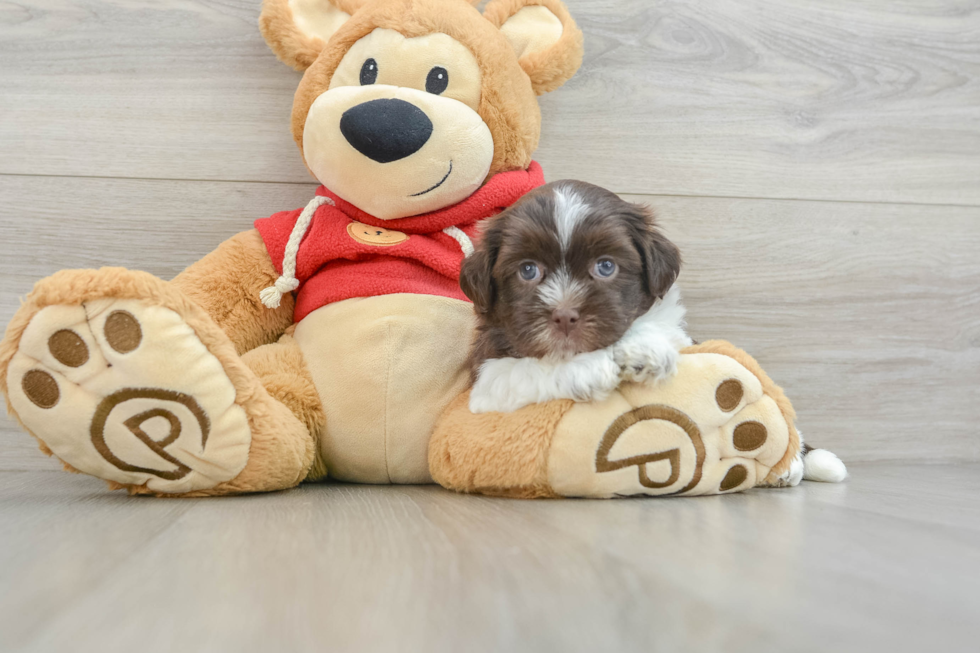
[293,293,475,483]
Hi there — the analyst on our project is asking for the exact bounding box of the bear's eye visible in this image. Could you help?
[425,66,449,95]
[360,58,378,85]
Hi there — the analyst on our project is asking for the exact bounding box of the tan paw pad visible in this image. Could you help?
[103,310,142,353]
[718,396,789,469]
[22,369,60,408]
[706,460,756,494]
[48,329,89,368]
[715,379,743,412]
[732,421,767,451]
[16,305,109,385]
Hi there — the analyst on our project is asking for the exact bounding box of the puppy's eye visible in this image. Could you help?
[518,261,541,282]
[593,258,617,279]
[360,58,378,85]
[426,67,449,95]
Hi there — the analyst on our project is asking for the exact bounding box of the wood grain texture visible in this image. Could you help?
[545,0,980,203]
[1,176,977,469]
[621,192,980,465]
[1,465,978,652]
[0,1,978,203]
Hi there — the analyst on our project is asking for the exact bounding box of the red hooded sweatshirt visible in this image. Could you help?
[255,162,545,322]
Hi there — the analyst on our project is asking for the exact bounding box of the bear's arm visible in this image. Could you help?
[171,229,294,355]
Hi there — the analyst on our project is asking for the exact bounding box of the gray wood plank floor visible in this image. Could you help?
[1,464,978,653]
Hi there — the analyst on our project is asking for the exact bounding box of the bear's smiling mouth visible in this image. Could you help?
[410,160,453,197]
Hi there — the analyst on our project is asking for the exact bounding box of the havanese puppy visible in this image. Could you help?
[461,180,692,414]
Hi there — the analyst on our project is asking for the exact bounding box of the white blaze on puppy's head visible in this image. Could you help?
[552,184,591,253]
[538,184,593,316]
[536,268,587,310]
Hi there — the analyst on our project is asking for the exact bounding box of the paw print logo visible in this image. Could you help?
[595,404,706,495]
[90,388,211,481]
[593,376,779,496]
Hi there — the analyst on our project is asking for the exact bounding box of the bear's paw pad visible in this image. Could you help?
[6,299,251,493]
[548,352,793,497]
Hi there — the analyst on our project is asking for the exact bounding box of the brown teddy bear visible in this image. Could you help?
[0,0,808,497]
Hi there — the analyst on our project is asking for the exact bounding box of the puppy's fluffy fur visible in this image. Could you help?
[461,180,691,413]
[468,284,691,413]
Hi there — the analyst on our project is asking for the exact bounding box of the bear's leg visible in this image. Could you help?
[430,340,801,498]
[170,229,295,354]
[241,333,327,481]
[429,393,572,498]
[0,268,315,496]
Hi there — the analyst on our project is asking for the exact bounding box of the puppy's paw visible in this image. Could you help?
[613,339,679,384]
[557,350,622,403]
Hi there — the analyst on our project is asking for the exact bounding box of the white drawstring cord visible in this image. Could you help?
[260,195,335,309]
[442,226,474,257]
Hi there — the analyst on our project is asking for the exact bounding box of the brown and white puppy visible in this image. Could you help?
[461,180,693,413]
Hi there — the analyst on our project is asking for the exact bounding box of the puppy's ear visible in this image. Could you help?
[260,0,364,71]
[630,205,681,301]
[484,0,584,95]
[460,219,504,315]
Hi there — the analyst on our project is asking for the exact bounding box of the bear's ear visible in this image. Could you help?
[483,0,584,95]
[259,0,365,71]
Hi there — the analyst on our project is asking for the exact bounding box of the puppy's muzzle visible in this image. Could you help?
[340,98,433,163]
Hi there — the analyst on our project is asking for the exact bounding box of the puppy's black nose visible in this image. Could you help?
[340,98,433,163]
[552,308,580,336]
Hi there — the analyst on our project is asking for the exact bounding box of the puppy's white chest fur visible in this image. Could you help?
[469,285,692,413]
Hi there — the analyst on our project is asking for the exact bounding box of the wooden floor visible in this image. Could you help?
[1,464,978,652]
[0,2,978,650]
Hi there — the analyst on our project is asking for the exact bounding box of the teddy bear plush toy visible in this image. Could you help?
[0,0,803,498]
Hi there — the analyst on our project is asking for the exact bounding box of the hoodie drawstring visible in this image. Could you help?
[260,195,335,309]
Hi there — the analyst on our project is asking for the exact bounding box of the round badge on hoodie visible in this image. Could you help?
[346,222,409,247]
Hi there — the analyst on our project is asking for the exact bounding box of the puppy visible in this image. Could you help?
[461,180,692,413]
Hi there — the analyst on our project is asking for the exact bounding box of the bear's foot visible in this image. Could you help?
[548,342,798,497]
[430,340,800,498]
[1,269,314,495]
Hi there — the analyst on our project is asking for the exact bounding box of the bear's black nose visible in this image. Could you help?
[340,98,433,164]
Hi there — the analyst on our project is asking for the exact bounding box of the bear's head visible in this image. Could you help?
[259,0,583,220]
